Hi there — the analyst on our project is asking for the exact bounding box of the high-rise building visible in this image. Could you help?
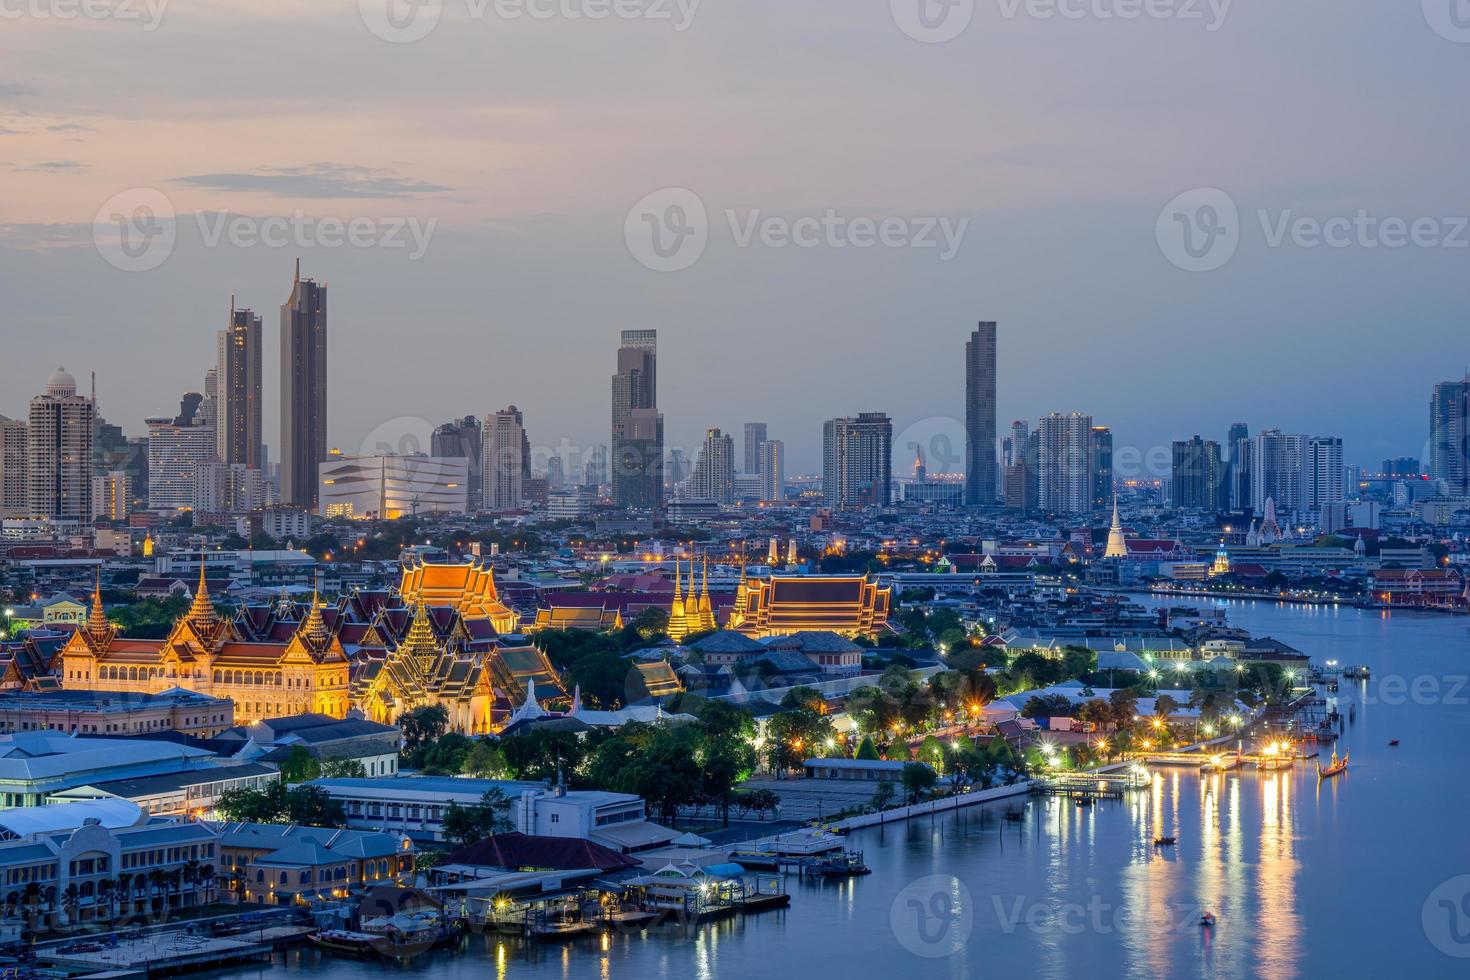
[1305,436,1345,511]
[484,407,526,512]
[759,439,786,502]
[1037,413,1093,514]
[584,445,609,488]
[1090,425,1113,510]
[1430,377,1470,495]
[965,322,998,506]
[146,409,217,513]
[611,330,662,510]
[1225,422,1250,511]
[743,423,767,476]
[691,428,735,504]
[92,471,131,522]
[546,455,565,493]
[27,368,95,522]
[823,413,893,509]
[0,415,27,519]
[217,302,264,469]
[1172,436,1223,511]
[1382,457,1422,479]
[1248,429,1309,513]
[432,416,483,511]
[192,462,267,515]
[280,261,328,508]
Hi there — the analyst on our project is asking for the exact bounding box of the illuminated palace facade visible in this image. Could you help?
[61,560,563,732]
[727,574,893,639]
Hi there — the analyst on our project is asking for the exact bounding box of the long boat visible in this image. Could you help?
[1317,752,1349,779]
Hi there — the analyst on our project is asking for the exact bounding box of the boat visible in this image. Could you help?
[1343,665,1370,679]
[1317,751,1349,779]
[1075,797,1094,807]
[1199,911,1217,928]
[808,851,871,877]
[1199,753,1242,774]
[1388,739,1400,747]
[1153,836,1177,846]
[308,930,388,958]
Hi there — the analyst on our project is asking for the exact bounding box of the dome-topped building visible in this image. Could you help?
[45,366,77,397]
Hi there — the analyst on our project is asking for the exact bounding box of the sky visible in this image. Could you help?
[2,1,1468,478]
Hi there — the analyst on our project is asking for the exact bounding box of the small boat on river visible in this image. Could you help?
[1317,752,1349,779]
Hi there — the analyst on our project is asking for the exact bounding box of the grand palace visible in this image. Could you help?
[59,558,563,733]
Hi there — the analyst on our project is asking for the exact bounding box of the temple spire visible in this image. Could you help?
[187,550,218,628]
[87,568,112,640]
[298,583,330,648]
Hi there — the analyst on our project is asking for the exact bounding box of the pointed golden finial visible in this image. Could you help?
[88,568,111,637]
[187,549,217,627]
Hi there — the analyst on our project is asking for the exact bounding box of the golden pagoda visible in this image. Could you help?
[667,559,691,642]
[693,558,718,633]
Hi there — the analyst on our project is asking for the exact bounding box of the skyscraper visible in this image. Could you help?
[1248,429,1308,513]
[0,415,27,520]
[1430,377,1470,495]
[1225,422,1250,511]
[743,422,767,475]
[1305,436,1345,511]
[691,428,735,503]
[1172,436,1223,511]
[1037,413,1093,514]
[823,413,892,509]
[484,406,526,512]
[612,329,663,510]
[1090,425,1113,510]
[146,387,217,513]
[965,322,998,506]
[432,416,483,511]
[27,368,94,522]
[759,439,786,502]
[280,261,327,508]
[217,301,263,469]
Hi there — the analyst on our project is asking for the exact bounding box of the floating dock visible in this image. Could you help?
[41,925,310,976]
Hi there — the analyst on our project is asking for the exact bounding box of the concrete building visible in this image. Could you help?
[27,368,95,522]
[1172,436,1223,511]
[743,422,767,476]
[92,470,132,522]
[0,689,234,738]
[612,329,663,511]
[1306,436,1345,511]
[432,416,483,511]
[690,428,735,504]
[146,412,218,513]
[217,304,264,469]
[280,262,328,509]
[1038,413,1094,514]
[759,438,786,502]
[483,407,527,512]
[965,321,998,506]
[1431,376,1470,495]
[319,455,469,519]
[823,413,892,509]
[0,415,26,520]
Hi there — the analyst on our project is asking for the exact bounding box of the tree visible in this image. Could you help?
[319,757,368,779]
[629,606,670,641]
[734,788,780,821]
[442,789,512,849]
[400,705,450,755]
[280,745,321,783]
[284,785,345,826]
[765,708,833,776]
[916,735,948,774]
[1153,694,1180,721]
[870,783,897,811]
[854,735,881,761]
[500,729,588,782]
[901,763,938,804]
[463,740,508,779]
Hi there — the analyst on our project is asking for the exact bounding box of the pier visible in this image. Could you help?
[37,926,311,976]
[1033,770,1150,800]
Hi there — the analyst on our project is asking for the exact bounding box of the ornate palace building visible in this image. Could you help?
[726,574,892,640]
[60,562,564,733]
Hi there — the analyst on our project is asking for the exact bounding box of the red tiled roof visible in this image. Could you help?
[443,832,638,872]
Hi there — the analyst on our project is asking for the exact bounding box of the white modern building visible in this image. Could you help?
[319,455,469,519]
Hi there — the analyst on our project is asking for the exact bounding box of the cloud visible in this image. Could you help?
[21,160,87,172]
[0,222,93,249]
[175,163,450,199]
[47,122,95,133]
[0,83,34,99]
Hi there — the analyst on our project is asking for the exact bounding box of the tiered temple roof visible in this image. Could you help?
[728,575,892,639]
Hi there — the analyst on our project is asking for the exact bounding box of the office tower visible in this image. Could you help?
[27,368,95,522]
[92,471,132,522]
[0,416,26,519]
[280,261,328,508]
[192,462,267,515]
[743,423,768,476]
[965,322,998,506]
[484,407,526,511]
[667,449,690,489]
[1172,436,1223,511]
[200,367,218,437]
[1305,436,1345,510]
[1248,429,1309,513]
[1382,457,1421,479]
[823,413,893,509]
[759,439,786,502]
[1430,377,1470,494]
[1037,413,1093,514]
[1090,425,1113,510]
[217,302,264,469]
[146,405,217,512]
[1003,420,1035,511]
[1225,422,1250,510]
[546,455,565,493]
[1008,420,1029,466]
[611,329,662,510]
[432,416,484,511]
[690,428,735,504]
[584,445,608,488]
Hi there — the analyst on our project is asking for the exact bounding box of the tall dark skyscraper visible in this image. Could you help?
[743,422,767,475]
[1430,377,1469,495]
[280,260,327,508]
[1172,435,1223,511]
[1091,425,1113,509]
[217,301,263,469]
[612,329,663,510]
[965,322,998,506]
[1226,422,1250,511]
[432,415,483,511]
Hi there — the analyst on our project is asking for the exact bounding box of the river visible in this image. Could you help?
[216,599,1470,978]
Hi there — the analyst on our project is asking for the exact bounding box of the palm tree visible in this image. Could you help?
[96,878,116,925]
[198,864,216,904]
[61,884,80,926]
[148,870,168,919]
[21,882,40,933]
[114,873,132,920]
